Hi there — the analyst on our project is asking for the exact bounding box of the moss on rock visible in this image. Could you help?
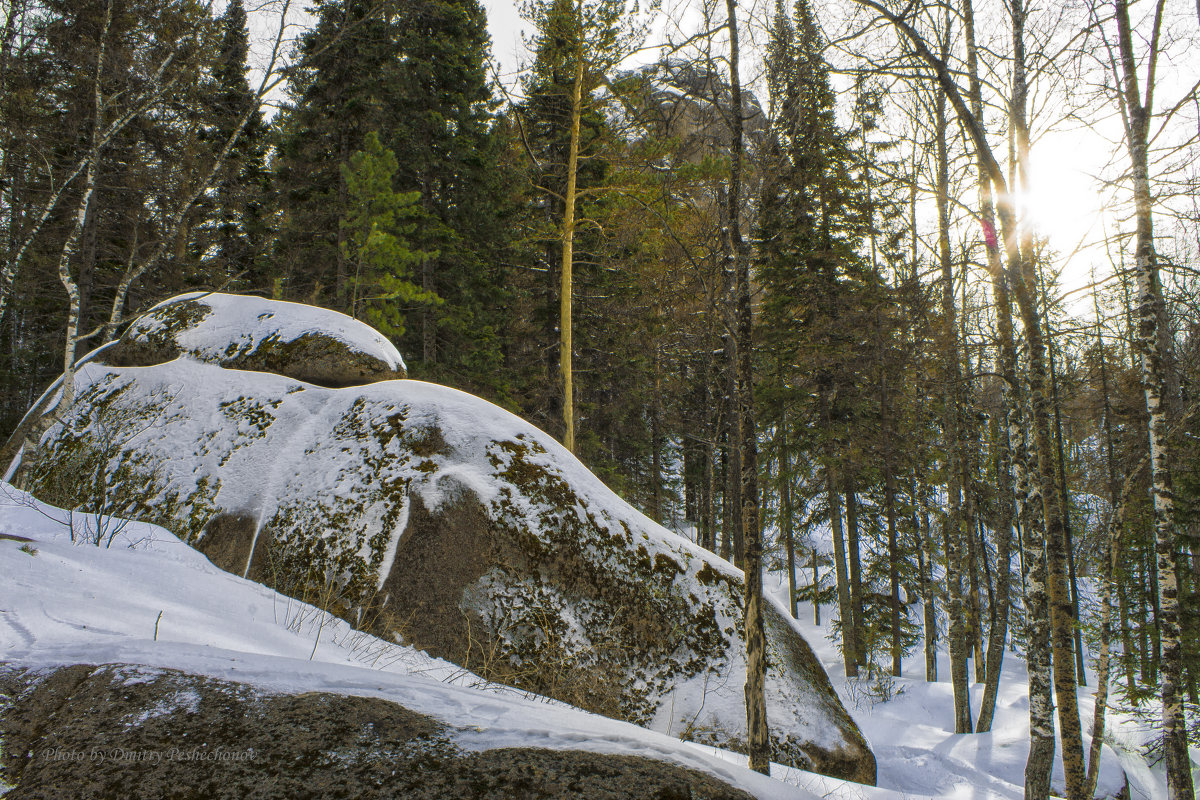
[0,663,755,800]
[15,297,876,785]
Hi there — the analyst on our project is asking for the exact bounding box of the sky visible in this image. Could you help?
[482,0,529,81]
[477,0,1118,300]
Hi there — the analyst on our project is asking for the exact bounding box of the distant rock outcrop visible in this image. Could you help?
[0,663,755,800]
[15,294,875,784]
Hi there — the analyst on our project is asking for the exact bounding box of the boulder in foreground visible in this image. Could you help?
[0,663,755,800]
[17,293,875,784]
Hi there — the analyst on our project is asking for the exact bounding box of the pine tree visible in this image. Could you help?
[757,0,886,678]
[339,132,438,336]
[385,0,517,400]
[517,0,655,452]
[274,0,409,309]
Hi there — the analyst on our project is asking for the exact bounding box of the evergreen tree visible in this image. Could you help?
[273,0,516,400]
[387,0,518,400]
[757,0,895,676]
[516,0,655,452]
[274,0,408,308]
[204,0,269,287]
[339,132,438,335]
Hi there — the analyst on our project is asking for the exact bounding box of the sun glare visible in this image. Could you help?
[1019,146,1105,255]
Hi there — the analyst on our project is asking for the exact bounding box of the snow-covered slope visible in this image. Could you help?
[1,483,1169,799]
[0,484,811,799]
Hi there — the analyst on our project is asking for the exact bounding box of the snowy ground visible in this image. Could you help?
[0,483,811,799]
[0,481,1181,798]
[755,569,1179,800]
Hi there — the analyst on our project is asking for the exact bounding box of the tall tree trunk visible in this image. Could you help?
[880,367,902,677]
[825,391,858,676]
[650,347,663,522]
[934,64,972,733]
[885,455,902,677]
[1045,285,1087,686]
[559,37,584,454]
[845,474,866,666]
[723,332,742,565]
[724,0,768,772]
[46,1,113,428]
[703,366,717,552]
[1086,458,1145,796]
[975,394,1013,733]
[1007,2,1087,792]
[812,546,822,626]
[781,413,798,619]
[848,10,1084,774]
[965,481,987,683]
[914,476,938,681]
[1113,0,1193,793]
[1094,295,1126,717]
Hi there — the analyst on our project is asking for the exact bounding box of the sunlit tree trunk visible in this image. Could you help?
[962,0,1019,737]
[1112,0,1193,793]
[558,35,584,454]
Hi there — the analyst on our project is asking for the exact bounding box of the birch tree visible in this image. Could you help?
[1093,0,1198,792]
[846,0,1089,794]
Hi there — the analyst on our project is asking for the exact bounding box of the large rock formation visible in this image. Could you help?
[0,663,755,800]
[14,293,875,784]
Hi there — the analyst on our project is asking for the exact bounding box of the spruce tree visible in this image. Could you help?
[274,0,515,400]
[387,0,518,400]
[274,0,409,309]
[339,132,437,335]
[757,0,890,676]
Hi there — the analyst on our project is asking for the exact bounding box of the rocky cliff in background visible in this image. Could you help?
[11,293,875,784]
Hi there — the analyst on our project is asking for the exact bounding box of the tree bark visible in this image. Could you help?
[812,545,822,626]
[879,363,902,676]
[1005,1,1088,792]
[724,0,768,773]
[845,474,866,666]
[1044,284,1087,686]
[914,476,938,681]
[1112,0,1193,793]
[781,413,798,619]
[933,63,972,733]
[825,391,858,676]
[558,33,584,454]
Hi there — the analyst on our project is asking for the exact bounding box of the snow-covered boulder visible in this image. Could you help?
[103,292,407,386]
[15,294,875,784]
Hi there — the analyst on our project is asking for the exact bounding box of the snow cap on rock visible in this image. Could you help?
[103,292,406,387]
